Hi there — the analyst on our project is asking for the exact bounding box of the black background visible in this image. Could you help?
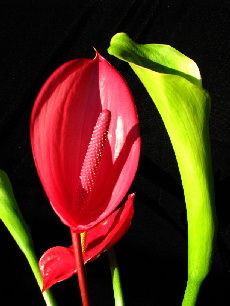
[0,1,230,305]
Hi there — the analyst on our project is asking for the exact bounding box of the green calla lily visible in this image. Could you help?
[0,170,57,306]
[108,33,217,306]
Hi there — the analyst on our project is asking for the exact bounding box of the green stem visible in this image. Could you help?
[24,248,57,306]
[182,279,202,306]
[108,247,125,306]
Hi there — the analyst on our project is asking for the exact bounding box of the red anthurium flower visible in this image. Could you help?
[39,193,135,292]
[30,51,140,232]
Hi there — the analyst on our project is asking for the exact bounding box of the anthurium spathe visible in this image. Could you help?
[39,193,135,292]
[30,51,140,233]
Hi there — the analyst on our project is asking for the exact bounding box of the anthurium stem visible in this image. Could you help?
[108,247,125,306]
[71,229,90,306]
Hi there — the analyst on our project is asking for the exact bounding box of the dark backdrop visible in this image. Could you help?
[0,1,230,305]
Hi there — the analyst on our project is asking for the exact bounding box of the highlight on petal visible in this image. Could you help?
[39,194,134,291]
[39,246,76,292]
[30,51,140,232]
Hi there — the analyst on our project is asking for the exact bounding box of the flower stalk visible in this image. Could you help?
[108,247,125,306]
[71,229,90,306]
[182,279,202,306]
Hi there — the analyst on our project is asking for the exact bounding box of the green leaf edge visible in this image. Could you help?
[108,32,202,88]
[0,170,57,306]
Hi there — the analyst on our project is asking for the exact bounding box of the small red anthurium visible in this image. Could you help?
[30,51,140,233]
[39,193,135,292]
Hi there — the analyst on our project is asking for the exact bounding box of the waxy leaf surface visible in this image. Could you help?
[108,33,216,305]
[0,170,33,255]
[0,170,57,306]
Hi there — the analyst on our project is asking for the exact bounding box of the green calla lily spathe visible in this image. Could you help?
[108,33,217,306]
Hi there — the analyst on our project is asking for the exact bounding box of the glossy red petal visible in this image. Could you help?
[30,51,140,231]
[39,246,76,292]
[40,194,135,290]
[82,193,135,263]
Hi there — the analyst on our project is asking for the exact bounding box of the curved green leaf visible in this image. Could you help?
[0,170,57,306]
[108,33,217,306]
[108,32,202,87]
[0,170,33,252]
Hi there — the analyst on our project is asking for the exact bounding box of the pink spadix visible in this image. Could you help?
[77,109,111,209]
